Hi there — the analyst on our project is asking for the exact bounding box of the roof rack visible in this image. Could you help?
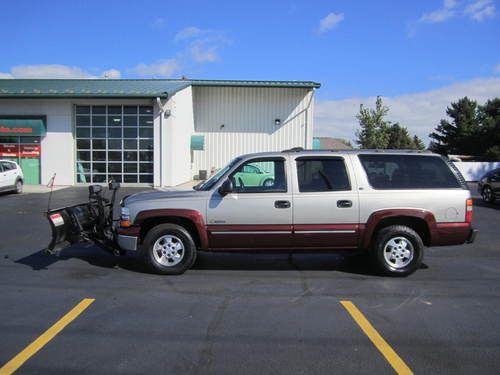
[281,147,304,152]
[280,148,432,154]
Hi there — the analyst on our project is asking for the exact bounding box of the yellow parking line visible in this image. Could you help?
[340,300,413,375]
[0,298,95,375]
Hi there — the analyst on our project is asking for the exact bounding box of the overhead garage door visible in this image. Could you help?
[75,105,154,184]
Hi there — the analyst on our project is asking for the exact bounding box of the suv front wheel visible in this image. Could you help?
[372,225,424,276]
[142,223,197,275]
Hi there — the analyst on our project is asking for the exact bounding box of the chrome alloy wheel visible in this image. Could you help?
[383,236,414,269]
[153,235,185,266]
[16,180,23,193]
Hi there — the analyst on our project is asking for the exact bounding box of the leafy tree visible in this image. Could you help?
[356,96,426,150]
[355,96,390,149]
[412,135,426,151]
[478,98,500,160]
[429,97,481,155]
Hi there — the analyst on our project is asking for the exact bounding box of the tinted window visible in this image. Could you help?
[359,154,461,189]
[231,158,287,193]
[1,161,16,171]
[296,157,350,192]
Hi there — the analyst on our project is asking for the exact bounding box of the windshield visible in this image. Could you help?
[194,157,241,191]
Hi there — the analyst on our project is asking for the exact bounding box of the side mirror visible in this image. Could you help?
[218,179,234,195]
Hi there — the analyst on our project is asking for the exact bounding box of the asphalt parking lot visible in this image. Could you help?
[1,186,499,374]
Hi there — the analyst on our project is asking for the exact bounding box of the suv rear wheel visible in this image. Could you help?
[15,179,23,194]
[142,223,197,275]
[372,225,423,276]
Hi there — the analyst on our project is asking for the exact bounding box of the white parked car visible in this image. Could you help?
[0,160,24,194]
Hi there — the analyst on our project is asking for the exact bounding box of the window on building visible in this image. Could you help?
[296,157,351,192]
[359,154,461,189]
[75,105,154,184]
[230,158,287,193]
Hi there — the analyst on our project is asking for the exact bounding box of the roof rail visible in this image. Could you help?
[281,147,304,152]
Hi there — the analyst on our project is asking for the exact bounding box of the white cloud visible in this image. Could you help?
[464,0,496,21]
[0,64,121,79]
[418,0,457,23]
[318,12,344,33]
[131,59,179,78]
[190,44,218,63]
[494,64,500,74]
[174,26,203,42]
[314,77,500,145]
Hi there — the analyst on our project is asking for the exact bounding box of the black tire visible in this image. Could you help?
[14,179,23,194]
[482,186,495,203]
[371,225,424,277]
[142,223,197,275]
[262,178,274,187]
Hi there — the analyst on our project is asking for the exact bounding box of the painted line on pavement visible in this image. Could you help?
[340,300,413,375]
[0,298,95,375]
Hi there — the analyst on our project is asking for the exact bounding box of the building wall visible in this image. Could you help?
[191,86,314,177]
[0,98,151,185]
[158,86,195,186]
[0,99,74,185]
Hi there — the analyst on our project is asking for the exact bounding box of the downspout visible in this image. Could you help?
[156,95,168,186]
[304,89,315,148]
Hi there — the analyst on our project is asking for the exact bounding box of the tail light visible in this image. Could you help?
[120,207,131,227]
[465,198,473,223]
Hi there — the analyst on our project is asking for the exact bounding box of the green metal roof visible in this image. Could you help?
[0,79,320,98]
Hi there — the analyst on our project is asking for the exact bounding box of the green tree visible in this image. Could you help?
[429,97,481,155]
[356,96,426,150]
[478,98,500,160]
[355,96,390,149]
[412,135,426,151]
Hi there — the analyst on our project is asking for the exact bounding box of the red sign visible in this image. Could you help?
[0,144,19,157]
[0,126,33,134]
[0,143,40,158]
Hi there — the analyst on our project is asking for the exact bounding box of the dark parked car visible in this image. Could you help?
[478,168,500,203]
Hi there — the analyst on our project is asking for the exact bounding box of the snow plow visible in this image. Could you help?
[46,182,122,255]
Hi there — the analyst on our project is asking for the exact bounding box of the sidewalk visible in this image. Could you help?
[22,185,69,194]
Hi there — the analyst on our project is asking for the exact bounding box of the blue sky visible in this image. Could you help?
[0,0,499,142]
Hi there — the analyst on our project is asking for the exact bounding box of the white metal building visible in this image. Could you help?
[0,79,320,186]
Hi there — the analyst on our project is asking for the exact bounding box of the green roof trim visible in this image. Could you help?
[0,79,320,98]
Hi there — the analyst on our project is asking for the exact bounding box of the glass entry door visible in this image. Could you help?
[0,136,41,184]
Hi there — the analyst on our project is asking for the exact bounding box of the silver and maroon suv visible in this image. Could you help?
[115,149,477,276]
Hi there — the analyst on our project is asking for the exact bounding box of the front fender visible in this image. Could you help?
[134,209,208,249]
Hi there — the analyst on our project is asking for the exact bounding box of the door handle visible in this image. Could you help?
[337,200,352,208]
[275,200,291,209]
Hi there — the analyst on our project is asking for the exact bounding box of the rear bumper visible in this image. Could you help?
[432,222,476,246]
[117,234,138,251]
[466,228,478,244]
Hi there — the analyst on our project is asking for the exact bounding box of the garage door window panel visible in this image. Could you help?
[75,105,153,184]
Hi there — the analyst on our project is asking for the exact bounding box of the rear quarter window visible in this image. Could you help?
[359,154,461,189]
[1,161,16,171]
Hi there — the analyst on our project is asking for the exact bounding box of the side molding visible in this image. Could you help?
[134,209,209,249]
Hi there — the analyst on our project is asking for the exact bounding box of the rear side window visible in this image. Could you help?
[1,161,16,171]
[296,157,351,192]
[359,155,461,189]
